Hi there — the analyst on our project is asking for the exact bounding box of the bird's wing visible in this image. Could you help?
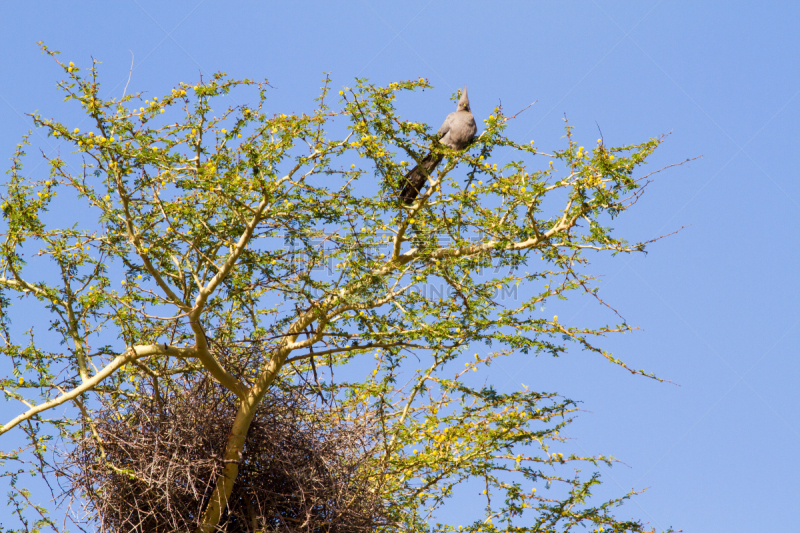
[437,112,456,139]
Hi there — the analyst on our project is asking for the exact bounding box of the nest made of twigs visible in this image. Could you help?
[62,376,388,533]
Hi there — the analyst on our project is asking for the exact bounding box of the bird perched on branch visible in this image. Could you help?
[399,86,477,204]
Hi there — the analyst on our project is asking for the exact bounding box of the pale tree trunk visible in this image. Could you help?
[192,270,322,530]
[195,353,288,532]
[195,395,260,532]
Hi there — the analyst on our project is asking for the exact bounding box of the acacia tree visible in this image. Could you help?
[0,45,683,532]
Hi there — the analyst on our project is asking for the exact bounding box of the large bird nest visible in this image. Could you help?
[60,375,389,532]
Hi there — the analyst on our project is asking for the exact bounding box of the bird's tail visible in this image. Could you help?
[399,153,443,204]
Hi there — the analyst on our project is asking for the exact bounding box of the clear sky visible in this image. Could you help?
[1,1,798,531]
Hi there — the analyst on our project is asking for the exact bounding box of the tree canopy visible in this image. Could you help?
[0,45,682,532]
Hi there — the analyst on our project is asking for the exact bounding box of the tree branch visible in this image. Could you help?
[0,343,195,436]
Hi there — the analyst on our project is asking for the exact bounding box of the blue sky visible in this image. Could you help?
[1,1,799,531]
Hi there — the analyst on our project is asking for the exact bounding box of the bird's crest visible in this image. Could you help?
[458,86,470,111]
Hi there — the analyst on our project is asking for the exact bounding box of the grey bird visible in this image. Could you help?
[400,86,477,204]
